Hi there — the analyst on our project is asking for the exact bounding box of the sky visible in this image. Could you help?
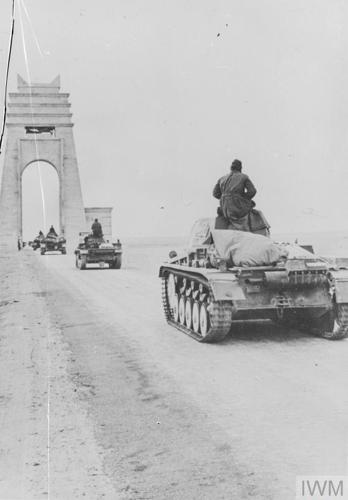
[0,0,348,240]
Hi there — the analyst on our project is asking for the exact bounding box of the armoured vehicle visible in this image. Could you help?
[40,235,67,255]
[32,234,44,251]
[159,218,348,342]
[75,232,122,270]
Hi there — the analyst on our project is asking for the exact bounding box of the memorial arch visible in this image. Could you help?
[0,75,86,250]
[21,159,60,241]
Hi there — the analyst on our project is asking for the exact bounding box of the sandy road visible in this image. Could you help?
[1,248,348,499]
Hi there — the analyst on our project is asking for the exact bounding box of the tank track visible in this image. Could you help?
[317,303,348,340]
[161,271,232,343]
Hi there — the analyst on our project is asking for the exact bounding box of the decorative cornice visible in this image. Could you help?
[19,137,62,142]
[9,93,69,98]
[6,123,74,127]
[7,113,73,117]
[8,103,71,108]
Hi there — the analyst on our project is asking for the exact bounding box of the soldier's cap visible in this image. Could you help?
[231,159,242,170]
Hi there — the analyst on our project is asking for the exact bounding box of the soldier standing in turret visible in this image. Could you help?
[213,159,257,231]
[91,218,103,238]
[47,225,58,237]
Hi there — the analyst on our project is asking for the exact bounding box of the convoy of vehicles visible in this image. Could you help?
[26,201,348,345]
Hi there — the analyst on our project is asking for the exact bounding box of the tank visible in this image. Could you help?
[74,232,122,270]
[159,218,348,342]
[32,233,44,251]
[40,235,66,255]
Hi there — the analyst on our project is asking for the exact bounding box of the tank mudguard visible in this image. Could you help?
[330,270,348,303]
[159,265,245,301]
[208,277,246,301]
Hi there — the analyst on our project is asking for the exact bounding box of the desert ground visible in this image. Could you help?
[0,241,348,500]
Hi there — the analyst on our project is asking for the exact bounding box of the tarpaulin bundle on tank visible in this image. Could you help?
[211,230,287,267]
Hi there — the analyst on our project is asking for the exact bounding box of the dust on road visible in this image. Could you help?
[1,248,348,500]
[0,252,116,500]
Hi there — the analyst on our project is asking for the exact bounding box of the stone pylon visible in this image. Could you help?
[0,75,86,251]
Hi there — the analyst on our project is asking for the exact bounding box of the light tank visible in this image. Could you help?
[159,218,348,342]
[40,234,67,254]
[74,232,122,270]
[32,232,44,251]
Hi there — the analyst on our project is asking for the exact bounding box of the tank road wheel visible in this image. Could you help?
[110,254,122,269]
[77,255,87,270]
[112,254,122,269]
[172,294,179,322]
[199,303,210,338]
[167,274,176,309]
[192,301,200,333]
[161,274,233,343]
[312,303,348,340]
[178,296,186,325]
[185,299,193,329]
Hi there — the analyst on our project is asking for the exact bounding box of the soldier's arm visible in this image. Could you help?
[244,176,257,199]
[213,180,222,199]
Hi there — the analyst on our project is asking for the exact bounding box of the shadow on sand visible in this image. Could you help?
[222,319,315,344]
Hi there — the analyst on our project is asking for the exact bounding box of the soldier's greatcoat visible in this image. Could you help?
[213,171,257,223]
[91,221,103,238]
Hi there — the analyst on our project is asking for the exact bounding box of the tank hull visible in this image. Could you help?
[159,218,348,342]
[159,260,348,342]
[40,237,66,255]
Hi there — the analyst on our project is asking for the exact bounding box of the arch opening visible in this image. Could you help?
[21,161,60,242]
